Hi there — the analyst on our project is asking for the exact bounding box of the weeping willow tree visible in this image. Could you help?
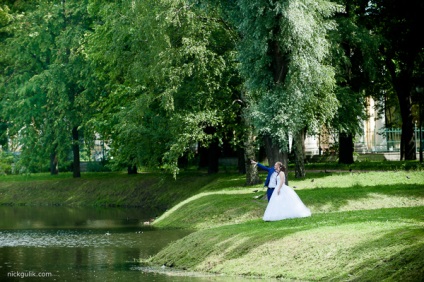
[213,0,343,178]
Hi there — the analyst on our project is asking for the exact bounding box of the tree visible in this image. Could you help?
[0,5,12,151]
[329,0,379,164]
[1,2,37,153]
[366,0,424,160]
[86,0,242,176]
[1,0,94,177]
[217,0,342,178]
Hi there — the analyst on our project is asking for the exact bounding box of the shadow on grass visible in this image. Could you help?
[298,183,424,212]
[330,227,424,281]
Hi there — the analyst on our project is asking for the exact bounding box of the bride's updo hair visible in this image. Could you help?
[276,162,286,172]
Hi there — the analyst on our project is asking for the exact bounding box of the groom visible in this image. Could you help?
[251,160,279,201]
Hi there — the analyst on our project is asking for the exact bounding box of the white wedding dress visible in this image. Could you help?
[263,173,311,221]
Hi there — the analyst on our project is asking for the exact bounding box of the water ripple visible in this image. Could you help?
[0,230,138,248]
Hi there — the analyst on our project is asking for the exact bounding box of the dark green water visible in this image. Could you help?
[0,206,255,282]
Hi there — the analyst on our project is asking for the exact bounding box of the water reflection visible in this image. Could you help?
[0,206,273,281]
[0,206,193,281]
[0,205,158,229]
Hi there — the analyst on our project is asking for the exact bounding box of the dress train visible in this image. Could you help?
[263,184,311,221]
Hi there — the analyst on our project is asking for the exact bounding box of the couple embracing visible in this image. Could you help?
[251,160,311,221]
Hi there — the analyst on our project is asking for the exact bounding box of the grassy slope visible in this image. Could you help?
[0,171,222,210]
[149,171,424,281]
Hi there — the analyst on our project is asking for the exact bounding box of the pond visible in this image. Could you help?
[0,206,254,281]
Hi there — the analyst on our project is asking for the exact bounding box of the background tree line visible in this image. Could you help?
[0,0,422,183]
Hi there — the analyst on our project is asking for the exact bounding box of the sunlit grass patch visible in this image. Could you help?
[288,170,424,189]
[155,172,424,229]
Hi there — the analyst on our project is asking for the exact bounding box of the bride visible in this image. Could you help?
[263,162,311,221]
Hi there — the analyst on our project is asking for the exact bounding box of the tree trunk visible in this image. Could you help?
[293,129,305,178]
[400,115,416,160]
[237,147,246,174]
[127,165,137,174]
[339,132,354,164]
[386,60,416,160]
[244,126,260,186]
[419,99,423,163]
[208,139,219,174]
[266,18,290,184]
[197,145,208,169]
[50,149,58,175]
[398,86,416,160]
[263,135,289,185]
[72,126,81,178]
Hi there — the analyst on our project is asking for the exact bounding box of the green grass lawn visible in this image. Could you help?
[1,167,423,280]
[148,170,424,281]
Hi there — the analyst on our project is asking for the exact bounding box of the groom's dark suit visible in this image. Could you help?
[256,163,277,201]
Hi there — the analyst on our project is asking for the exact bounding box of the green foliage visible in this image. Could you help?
[2,0,421,177]
[0,150,14,174]
[328,0,382,136]
[86,161,111,172]
[0,5,12,28]
[230,0,343,147]
[366,0,423,159]
[86,0,242,174]
[0,0,95,173]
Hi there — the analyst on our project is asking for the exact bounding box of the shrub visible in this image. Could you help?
[0,151,15,175]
